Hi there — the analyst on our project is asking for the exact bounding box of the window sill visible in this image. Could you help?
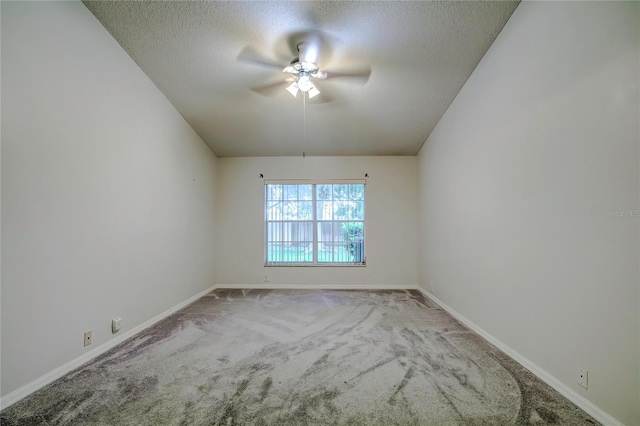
[264,263,366,267]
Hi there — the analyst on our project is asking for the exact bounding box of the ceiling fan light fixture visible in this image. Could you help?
[286,82,299,97]
[308,86,320,99]
[297,73,314,92]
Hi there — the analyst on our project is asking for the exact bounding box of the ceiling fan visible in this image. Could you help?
[238,34,371,102]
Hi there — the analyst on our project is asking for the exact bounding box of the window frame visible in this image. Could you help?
[264,179,366,267]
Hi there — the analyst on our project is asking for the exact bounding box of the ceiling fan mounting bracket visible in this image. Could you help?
[285,59,319,74]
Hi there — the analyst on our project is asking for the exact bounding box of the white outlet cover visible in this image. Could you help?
[84,331,92,346]
[112,317,122,333]
[577,366,588,389]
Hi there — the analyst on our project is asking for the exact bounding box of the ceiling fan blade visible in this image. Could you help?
[312,92,335,104]
[318,67,372,84]
[250,80,287,97]
[308,85,336,104]
[238,46,285,69]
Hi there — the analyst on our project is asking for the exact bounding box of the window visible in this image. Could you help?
[265,181,365,266]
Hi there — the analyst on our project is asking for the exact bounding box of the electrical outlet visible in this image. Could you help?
[84,330,92,347]
[577,366,588,389]
[264,274,269,282]
[112,317,122,333]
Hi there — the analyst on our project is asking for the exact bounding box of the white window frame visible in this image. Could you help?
[264,179,366,267]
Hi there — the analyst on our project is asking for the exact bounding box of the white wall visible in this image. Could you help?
[417,1,639,424]
[1,2,217,397]
[216,157,417,286]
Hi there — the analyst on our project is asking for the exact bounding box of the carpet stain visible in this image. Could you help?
[535,406,560,424]
[389,367,414,404]
[302,353,330,377]
[233,379,250,398]
[260,377,273,402]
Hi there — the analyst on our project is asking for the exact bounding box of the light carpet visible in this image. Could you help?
[1,289,598,425]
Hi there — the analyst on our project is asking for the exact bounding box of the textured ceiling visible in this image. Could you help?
[83,1,519,157]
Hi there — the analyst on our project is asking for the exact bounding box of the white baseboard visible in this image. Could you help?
[0,285,216,410]
[215,283,415,290]
[414,287,624,426]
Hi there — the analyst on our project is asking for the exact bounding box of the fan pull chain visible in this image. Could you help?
[302,92,306,158]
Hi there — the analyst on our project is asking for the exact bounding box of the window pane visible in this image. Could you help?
[350,201,364,220]
[317,221,332,262]
[267,201,282,220]
[317,201,332,220]
[317,242,332,262]
[267,185,282,200]
[297,201,312,220]
[349,184,364,201]
[267,243,280,262]
[283,185,298,200]
[266,220,314,263]
[293,242,313,263]
[267,222,278,241]
[283,200,298,220]
[293,222,313,241]
[333,200,350,220]
[317,184,332,200]
[299,185,313,200]
[337,242,349,262]
[342,222,364,239]
[333,184,348,200]
[280,200,312,220]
